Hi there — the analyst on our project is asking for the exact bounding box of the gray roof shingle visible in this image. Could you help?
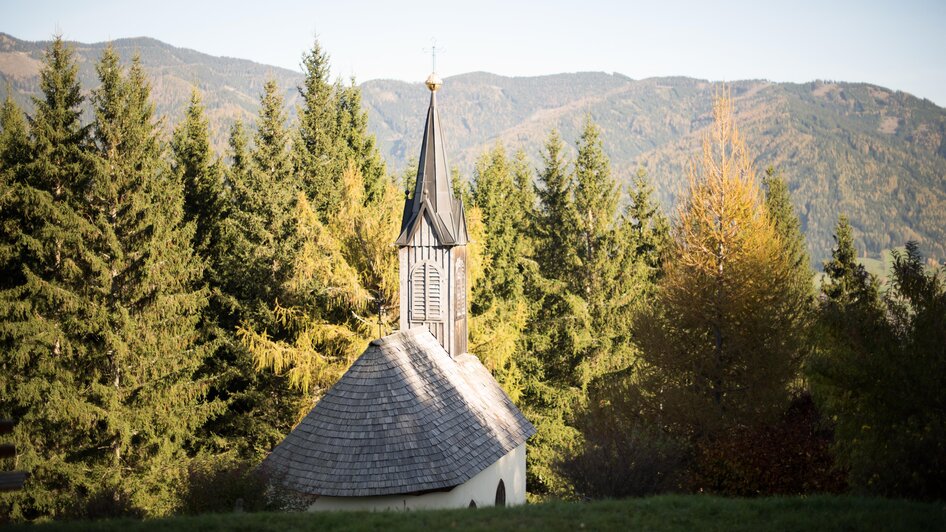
[261,327,536,497]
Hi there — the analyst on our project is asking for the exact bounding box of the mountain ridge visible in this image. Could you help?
[1,32,944,263]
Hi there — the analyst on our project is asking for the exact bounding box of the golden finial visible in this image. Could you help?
[425,72,443,92]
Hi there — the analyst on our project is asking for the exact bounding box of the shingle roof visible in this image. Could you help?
[261,327,536,497]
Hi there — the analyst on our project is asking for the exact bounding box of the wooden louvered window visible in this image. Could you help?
[410,261,443,322]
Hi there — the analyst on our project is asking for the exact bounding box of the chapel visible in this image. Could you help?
[261,71,536,511]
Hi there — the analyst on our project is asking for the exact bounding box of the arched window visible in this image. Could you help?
[410,261,443,322]
[468,499,477,509]
[495,479,506,507]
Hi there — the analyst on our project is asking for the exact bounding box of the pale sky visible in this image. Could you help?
[3,0,946,105]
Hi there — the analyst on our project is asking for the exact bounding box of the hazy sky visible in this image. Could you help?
[4,0,946,105]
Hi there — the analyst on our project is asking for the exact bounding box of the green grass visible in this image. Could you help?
[12,495,946,532]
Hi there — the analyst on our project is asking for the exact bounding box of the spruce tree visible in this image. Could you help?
[292,39,341,216]
[812,238,945,498]
[0,36,97,520]
[336,80,386,203]
[763,167,812,298]
[238,78,298,303]
[172,89,226,256]
[623,168,670,282]
[572,117,619,296]
[468,144,528,399]
[510,149,537,254]
[534,129,578,284]
[472,144,521,304]
[571,117,639,376]
[822,214,874,305]
[83,49,214,515]
[0,93,29,288]
[217,79,304,454]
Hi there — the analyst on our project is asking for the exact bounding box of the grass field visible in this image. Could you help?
[12,495,946,532]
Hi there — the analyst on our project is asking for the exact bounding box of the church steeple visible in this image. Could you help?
[395,73,468,247]
[396,73,469,357]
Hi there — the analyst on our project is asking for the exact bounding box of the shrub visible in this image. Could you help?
[182,455,274,514]
[689,393,846,496]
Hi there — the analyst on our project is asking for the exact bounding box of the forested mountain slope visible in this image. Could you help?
[2,33,944,262]
[363,74,946,263]
[0,32,303,153]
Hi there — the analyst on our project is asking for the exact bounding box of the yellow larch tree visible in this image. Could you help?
[634,93,809,440]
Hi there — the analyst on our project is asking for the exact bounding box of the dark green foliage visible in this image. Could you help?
[533,130,578,285]
[208,80,304,458]
[85,49,216,516]
[337,80,386,203]
[293,39,341,216]
[172,90,226,256]
[561,373,687,499]
[524,121,652,497]
[821,215,876,305]
[812,238,946,499]
[472,144,525,306]
[763,167,811,290]
[181,456,277,515]
[569,118,641,378]
[0,93,30,288]
[623,168,670,283]
[0,37,97,520]
[0,41,214,519]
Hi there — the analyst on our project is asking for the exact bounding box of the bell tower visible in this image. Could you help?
[395,72,469,357]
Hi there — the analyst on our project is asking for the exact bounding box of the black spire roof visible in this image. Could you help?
[395,74,469,246]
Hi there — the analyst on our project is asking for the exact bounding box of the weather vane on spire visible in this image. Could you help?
[423,38,443,73]
[423,39,444,92]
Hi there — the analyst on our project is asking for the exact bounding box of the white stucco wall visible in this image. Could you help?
[309,444,526,512]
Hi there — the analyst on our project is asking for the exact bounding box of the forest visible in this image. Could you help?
[0,37,943,522]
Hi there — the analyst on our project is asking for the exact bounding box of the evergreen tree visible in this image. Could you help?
[0,93,29,288]
[634,95,810,441]
[468,144,528,399]
[509,148,538,265]
[571,118,641,377]
[292,39,341,216]
[812,240,946,498]
[226,120,250,188]
[84,49,215,515]
[0,93,29,181]
[336,80,386,203]
[763,167,812,298]
[821,215,874,305]
[472,144,521,305]
[623,168,670,283]
[572,118,619,296]
[172,89,226,256]
[215,79,304,454]
[0,37,97,520]
[239,78,298,301]
[534,129,578,284]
